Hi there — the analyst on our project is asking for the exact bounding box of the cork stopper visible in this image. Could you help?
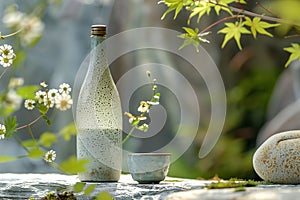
[91,25,106,36]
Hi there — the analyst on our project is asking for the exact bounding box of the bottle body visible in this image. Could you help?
[76,25,122,181]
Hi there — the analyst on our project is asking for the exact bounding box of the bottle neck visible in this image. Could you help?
[90,35,106,49]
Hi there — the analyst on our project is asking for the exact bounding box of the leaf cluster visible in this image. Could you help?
[160,0,300,67]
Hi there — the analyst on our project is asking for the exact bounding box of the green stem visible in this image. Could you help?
[123,110,151,145]
[13,135,29,153]
[122,126,136,145]
[1,29,23,39]
[27,126,37,144]
[49,161,64,173]
[17,155,29,159]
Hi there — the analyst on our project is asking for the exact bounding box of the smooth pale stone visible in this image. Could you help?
[3,173,300,199]
[253,130,300,184]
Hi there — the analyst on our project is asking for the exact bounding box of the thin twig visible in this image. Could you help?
[228,5,284,23]
[16,115,44,131]
[207,0,300,27]
[0,67,10,79]
[255,2,277,17]
[200,15,244,35]
[284,34,300,39]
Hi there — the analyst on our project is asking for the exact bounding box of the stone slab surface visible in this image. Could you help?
[0,173,300,200]
[166,185,300,200]
[0,173,207,199]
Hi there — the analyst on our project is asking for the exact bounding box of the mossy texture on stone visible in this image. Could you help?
[205,179,260,189]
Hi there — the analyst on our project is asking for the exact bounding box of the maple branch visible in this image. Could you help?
[285,34,300,39]
[200,14,244,35]
[228,5,289,24]
[210,1,300,27]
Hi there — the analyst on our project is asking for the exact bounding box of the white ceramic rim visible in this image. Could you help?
[128,153,171,156]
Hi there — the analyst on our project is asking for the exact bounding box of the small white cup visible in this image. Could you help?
[128,153,171,184]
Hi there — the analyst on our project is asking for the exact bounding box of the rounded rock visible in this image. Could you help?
[253,130,300,184]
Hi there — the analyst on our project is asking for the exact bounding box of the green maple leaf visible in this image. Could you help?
[284,43,300,67]
[218,21,251,50]
[73,182,86,193]
[96,191,114,200]
[213,0,246,15]
[0,156,17,163]
[178,27,210,52]
[160,0,193,20]
[214,0,233,15]
[59,122,77,141]
[39,132,57,148]
[244,17,280,39]
[188,1,212,24]
[16,85,39,99]
[28,148,45,159]
[84,184,97,196]
[60,156,89,174]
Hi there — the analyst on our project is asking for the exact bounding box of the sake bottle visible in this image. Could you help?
[76,25,122,182]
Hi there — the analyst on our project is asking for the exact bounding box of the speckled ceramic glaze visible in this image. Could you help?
[76,25,122,182]
[253,130,300,184]
[128,153,171,184]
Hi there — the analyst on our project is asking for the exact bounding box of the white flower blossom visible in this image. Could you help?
[0,44,15,68]
[3,90,22,109]
[55,93,73,111]
[124,112,135,124]
[24,99,35,110]
[0,124,6,139]
[138,123,149,132]
[2,10,24,28]
[138,101,150,113]
[128,118,134,124]
[147,101,159,106]
[0,56,13,68]
[43,97,55,108]
[35,90,46,103]
[44,150,56,163]
[137,116,147,121]
[0,44,14,58]
[8,77,24,89]
[20,16,44,46]
[58,83,71,94]
[2,10,44,46]
[153,94,160,99]
[47,89,58,100]
[40,81,48,88]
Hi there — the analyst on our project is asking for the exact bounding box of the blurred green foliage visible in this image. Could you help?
[169,64,281,180]
[161,0,295,180]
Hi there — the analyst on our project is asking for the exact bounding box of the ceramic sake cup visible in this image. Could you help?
[128,153,171,184]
